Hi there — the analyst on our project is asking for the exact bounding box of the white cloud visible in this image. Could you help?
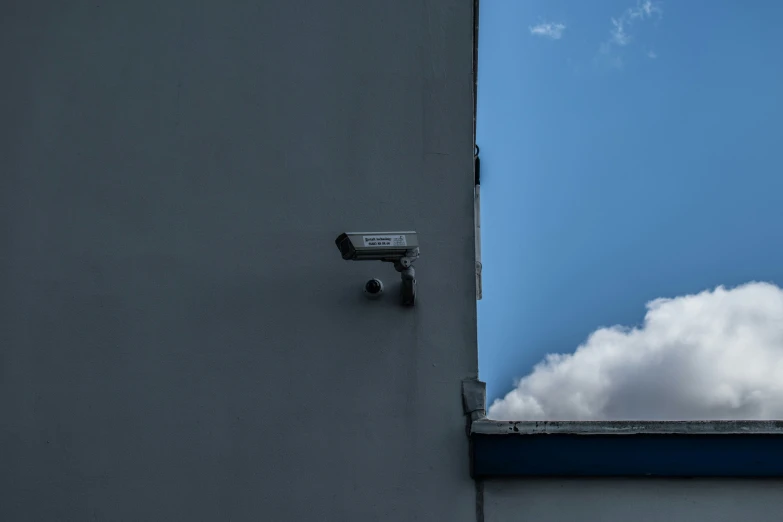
[601,1,662,59]
[629,0,662,20]
[530,22,566,40]
[647,50,658,59]
[488,282,783,421]
[610,17,631,46]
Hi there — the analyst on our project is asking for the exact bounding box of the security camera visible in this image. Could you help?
[335,231,418,262]
[335,231,419,307]
[364,278,384,299]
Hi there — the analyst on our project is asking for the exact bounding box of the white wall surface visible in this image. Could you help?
[0,1,477,520]
[485,478,783,522]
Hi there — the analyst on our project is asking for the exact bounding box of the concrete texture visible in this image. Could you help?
[485,479,783,522]
[0,1,477,520]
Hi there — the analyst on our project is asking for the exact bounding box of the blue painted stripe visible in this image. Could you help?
[472,434,783,477]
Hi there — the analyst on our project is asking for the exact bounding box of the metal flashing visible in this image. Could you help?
[473,419,783,436]
[471,419,783,477]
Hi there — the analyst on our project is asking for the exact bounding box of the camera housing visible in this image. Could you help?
[364,278,384,299]
[335,231,418,262]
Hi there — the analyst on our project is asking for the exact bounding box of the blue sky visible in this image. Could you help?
[477,0,783,412]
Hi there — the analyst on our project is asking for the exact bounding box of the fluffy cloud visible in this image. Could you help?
[488,282,783,421]
[529,22,566,40]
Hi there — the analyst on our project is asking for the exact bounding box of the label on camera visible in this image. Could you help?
[363,234,407,248]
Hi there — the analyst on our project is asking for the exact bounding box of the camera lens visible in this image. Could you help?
[365,279,382,294]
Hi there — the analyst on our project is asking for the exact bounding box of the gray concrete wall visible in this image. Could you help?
[0,2,477,520]
[485,479,783,522]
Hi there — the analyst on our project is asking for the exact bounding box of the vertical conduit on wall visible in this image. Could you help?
[474,146,482,300]
[473,0,482,302]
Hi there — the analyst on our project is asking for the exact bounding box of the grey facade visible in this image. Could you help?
[1,1,476,520]
[3,2,783,521]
